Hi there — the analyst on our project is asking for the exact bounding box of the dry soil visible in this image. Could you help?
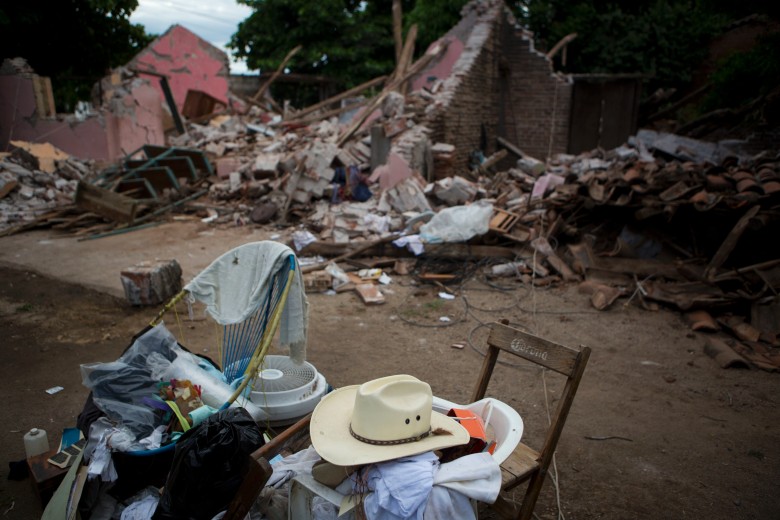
[0,222,777,519]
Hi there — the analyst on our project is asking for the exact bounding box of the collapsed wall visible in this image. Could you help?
[416,0,572,168]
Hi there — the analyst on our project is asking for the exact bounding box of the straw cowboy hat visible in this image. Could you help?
[310,374,469,466]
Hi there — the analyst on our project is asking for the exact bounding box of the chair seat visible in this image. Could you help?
[500,442,540,490]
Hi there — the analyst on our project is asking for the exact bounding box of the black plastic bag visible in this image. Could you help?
[152,407,265,520]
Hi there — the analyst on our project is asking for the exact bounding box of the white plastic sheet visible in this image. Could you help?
[419,202,493,243]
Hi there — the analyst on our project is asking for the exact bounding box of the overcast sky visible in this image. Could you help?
[130,0,255,74]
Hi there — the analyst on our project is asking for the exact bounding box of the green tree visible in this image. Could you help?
[231,0,395,89]
[229,0,467,104]
[513,0,780,124]
[0,0,152,112]
[513,0,721,91]
[406,0,469,54]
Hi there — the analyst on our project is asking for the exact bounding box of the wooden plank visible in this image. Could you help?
[75,181,137,223]
[286,98,369,126]
[337,39,446,146]
[392,0,403,64]
[222,456,272,520]
[252,45,302,102]
[705,205,760,279]
[286,75,387,122]
[500,442,540,489]
[487,322,581,376]
[355,283,385,304]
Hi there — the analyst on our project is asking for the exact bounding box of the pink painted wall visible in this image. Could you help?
[0,74,164,161]
[411,36,465,92]
[129,25,231,112]
[1,75,110,158]
[105,82,166,159]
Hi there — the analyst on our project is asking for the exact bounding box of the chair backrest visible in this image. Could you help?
[220,256,294,384]
[474,319,590,519]
[150,242,300,410]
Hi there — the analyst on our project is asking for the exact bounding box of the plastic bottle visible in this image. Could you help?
[24,428,50,458]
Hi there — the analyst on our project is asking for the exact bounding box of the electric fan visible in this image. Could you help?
[249,355,328,425]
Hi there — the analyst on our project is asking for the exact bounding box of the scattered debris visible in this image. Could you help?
[0,0,777,372]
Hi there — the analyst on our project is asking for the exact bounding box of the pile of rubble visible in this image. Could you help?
[0,142,95,234]
[0,27,778,372]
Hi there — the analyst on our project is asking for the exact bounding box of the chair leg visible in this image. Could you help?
[517,471,546,520]
[490,493,520,519]
[223,457,273,520]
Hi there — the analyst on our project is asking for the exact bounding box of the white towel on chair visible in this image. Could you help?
[184,241,309,362]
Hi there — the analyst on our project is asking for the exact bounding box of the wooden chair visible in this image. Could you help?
[479,319,590,520]
[223,414,312,520]
[224,319,590,520]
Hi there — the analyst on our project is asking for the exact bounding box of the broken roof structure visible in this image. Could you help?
[127,24,235,114]
[0,59,165,162]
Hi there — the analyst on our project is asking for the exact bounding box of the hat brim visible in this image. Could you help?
[310,385,470,466]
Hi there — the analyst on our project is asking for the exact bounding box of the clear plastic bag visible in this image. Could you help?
[419,201,493,243]
[81,323,267,450]
[81,324,206,449]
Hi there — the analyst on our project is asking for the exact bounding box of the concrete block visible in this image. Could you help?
[120,259,182,306]
[216,157,240,179]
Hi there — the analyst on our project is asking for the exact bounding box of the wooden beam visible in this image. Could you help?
[299,240,517,261]
[705,205,760,280]
[393,24,418,94]
[286,75,386,121]
[392,0,403,65]
[497,136,537,160]
[546,33,577,60]
[337,39,446,146]
[252,45,302,102]
[75,181,137,223]
[285,98,369,126]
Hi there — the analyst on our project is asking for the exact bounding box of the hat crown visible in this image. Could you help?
[350,375,433,442]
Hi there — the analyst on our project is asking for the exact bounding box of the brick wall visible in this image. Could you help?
[503,26,572,160]
[418,0,572,174]
[424,1,503,175]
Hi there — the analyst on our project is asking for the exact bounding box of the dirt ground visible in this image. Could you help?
[0,224,778,519]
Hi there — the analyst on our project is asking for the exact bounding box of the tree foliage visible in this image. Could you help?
[513,0,722,90]
[0,0,152,111]
[229,0,467,103]
[513,0,780,123]
[406,0,469,54]
[231,0,396,87]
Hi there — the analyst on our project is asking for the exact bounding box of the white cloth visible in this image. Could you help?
[361,452,439,520]
[120,495,159,520]
[424,453,501,520]
[267,445,323,488]
[354,452,501,520]
[393,234,425,255]
[184,241,308,362]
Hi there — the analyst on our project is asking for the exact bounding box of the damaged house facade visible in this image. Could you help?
[0,59,165,162]
[407,0,640,175]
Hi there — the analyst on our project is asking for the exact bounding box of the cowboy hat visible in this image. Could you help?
[310,374,469,466]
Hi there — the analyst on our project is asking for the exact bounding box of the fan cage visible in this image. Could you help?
[254,355,318,393]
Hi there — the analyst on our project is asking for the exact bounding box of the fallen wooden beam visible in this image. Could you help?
[75,181,137,223]
[252,45,302,102]
[705,205,760,280]
[286,75,387,122]
[337,39,446,146]
[299,240,517,263]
